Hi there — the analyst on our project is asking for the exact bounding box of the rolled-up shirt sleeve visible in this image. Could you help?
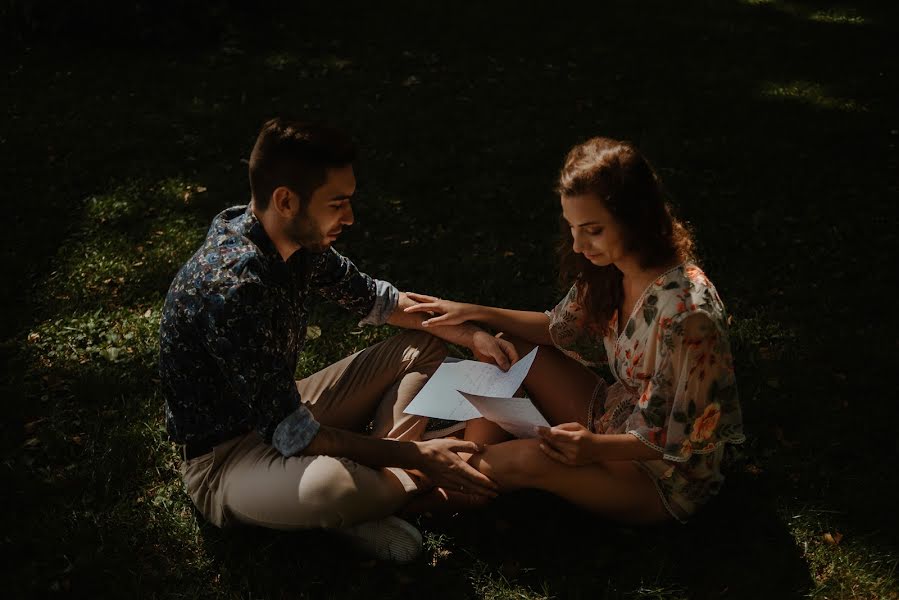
[358,278,399,326]
[309,248,398,325]
[201,281,320,455]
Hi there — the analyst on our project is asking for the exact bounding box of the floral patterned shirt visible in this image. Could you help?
[547,264,745,520]
[159,204,398,457]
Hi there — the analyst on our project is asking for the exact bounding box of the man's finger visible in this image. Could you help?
[447,440,482,454]
[501,340,520,364]
[457,461,500,492]
[539,443,572,465]
[491,348,510,371]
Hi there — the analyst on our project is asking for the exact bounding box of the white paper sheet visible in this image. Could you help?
[459,392,550,439]
[404,348,541,428]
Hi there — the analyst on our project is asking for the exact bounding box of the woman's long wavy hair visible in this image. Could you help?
[557,137,695,333]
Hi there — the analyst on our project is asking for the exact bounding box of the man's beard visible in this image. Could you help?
[287,206,328,252]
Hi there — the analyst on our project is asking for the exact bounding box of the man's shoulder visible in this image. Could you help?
[164,206,272,310]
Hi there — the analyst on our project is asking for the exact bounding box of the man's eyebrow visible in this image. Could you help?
[329,194,353,201]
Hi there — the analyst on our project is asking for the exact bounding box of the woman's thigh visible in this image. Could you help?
[499,335,600,427]
[471,439,669,524]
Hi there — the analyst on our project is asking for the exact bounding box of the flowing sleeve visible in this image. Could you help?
[628,311,745,462]
[545,284,608,367]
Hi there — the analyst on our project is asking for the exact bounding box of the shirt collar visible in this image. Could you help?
[243,204,282,263]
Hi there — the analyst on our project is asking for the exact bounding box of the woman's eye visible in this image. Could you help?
[587,228,603,235]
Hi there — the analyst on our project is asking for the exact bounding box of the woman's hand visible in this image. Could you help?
[536,423,598,466]
[403,292,480,327]
[471,330,520,371]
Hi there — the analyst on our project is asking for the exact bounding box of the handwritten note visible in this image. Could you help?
[459,392,549,439]
[405,348,547,437]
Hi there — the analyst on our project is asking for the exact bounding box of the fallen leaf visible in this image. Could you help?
[305,325,322,340]
[823,532,843,545]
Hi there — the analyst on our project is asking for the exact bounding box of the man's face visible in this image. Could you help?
[287,165,356,252]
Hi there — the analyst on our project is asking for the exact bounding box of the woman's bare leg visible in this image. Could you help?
[470,439,670,524]
[495,334,600,427]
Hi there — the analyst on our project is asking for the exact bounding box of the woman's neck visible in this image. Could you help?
[617,256,681,297]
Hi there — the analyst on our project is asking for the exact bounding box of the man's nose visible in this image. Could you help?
[341,205,354,226]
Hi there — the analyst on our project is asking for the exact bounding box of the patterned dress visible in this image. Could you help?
[546,264,745,521]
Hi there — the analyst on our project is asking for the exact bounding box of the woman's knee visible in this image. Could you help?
[471,439,545,490]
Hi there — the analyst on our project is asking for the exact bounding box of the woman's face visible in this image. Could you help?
[561,193,630,267]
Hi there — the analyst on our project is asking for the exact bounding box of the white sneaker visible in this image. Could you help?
[337,516,423,563]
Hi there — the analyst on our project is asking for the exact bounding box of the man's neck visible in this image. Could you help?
[251,200,301,262]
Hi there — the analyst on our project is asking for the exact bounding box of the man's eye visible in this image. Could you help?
[587,228,603,235]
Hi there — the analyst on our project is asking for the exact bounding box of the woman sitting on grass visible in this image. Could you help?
[405,137,745,523]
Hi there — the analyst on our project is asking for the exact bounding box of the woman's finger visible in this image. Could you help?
[404,302,438,313]
[406,292,438,303]
[422,314,452,327]
[537,426,565,443]
[539,443,572,465]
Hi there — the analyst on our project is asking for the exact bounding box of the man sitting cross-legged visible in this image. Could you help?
[159,118,518,563]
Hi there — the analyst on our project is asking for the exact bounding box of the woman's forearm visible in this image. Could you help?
[590,433,664,461]
[473,306,553,346]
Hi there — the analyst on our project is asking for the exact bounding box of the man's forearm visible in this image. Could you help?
[302,425,423,470]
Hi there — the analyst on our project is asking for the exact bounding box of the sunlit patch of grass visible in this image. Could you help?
[26,306,161,372]
[759,80,866,112]
[788,513,899,599]
[43,181,206,311]
[739,1,869,26]
[808,10,868,26]
[467,559,552,600]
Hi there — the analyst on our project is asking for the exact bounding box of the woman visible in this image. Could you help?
[405,137,745,523]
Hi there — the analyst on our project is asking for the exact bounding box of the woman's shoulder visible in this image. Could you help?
[650,263,729,327]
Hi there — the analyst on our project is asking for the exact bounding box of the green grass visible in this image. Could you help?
[2,1,898,598]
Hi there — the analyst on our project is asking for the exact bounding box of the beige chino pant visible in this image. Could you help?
[181,330,446,529]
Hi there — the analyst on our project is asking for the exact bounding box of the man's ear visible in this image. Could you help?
[270,186,299,217]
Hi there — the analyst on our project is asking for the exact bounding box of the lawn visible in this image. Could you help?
[2,1,897,598]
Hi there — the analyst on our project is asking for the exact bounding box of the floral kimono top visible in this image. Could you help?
[546,263,745,521]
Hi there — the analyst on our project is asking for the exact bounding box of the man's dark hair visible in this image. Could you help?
[248,118,356,211]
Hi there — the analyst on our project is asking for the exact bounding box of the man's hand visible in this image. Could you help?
[536,423,598,466]
[470,330,519,371]
[413,438,499,498]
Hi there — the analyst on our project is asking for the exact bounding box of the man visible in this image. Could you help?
[159,118,518,563]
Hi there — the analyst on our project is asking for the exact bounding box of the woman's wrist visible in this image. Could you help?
[587,431,605,463]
